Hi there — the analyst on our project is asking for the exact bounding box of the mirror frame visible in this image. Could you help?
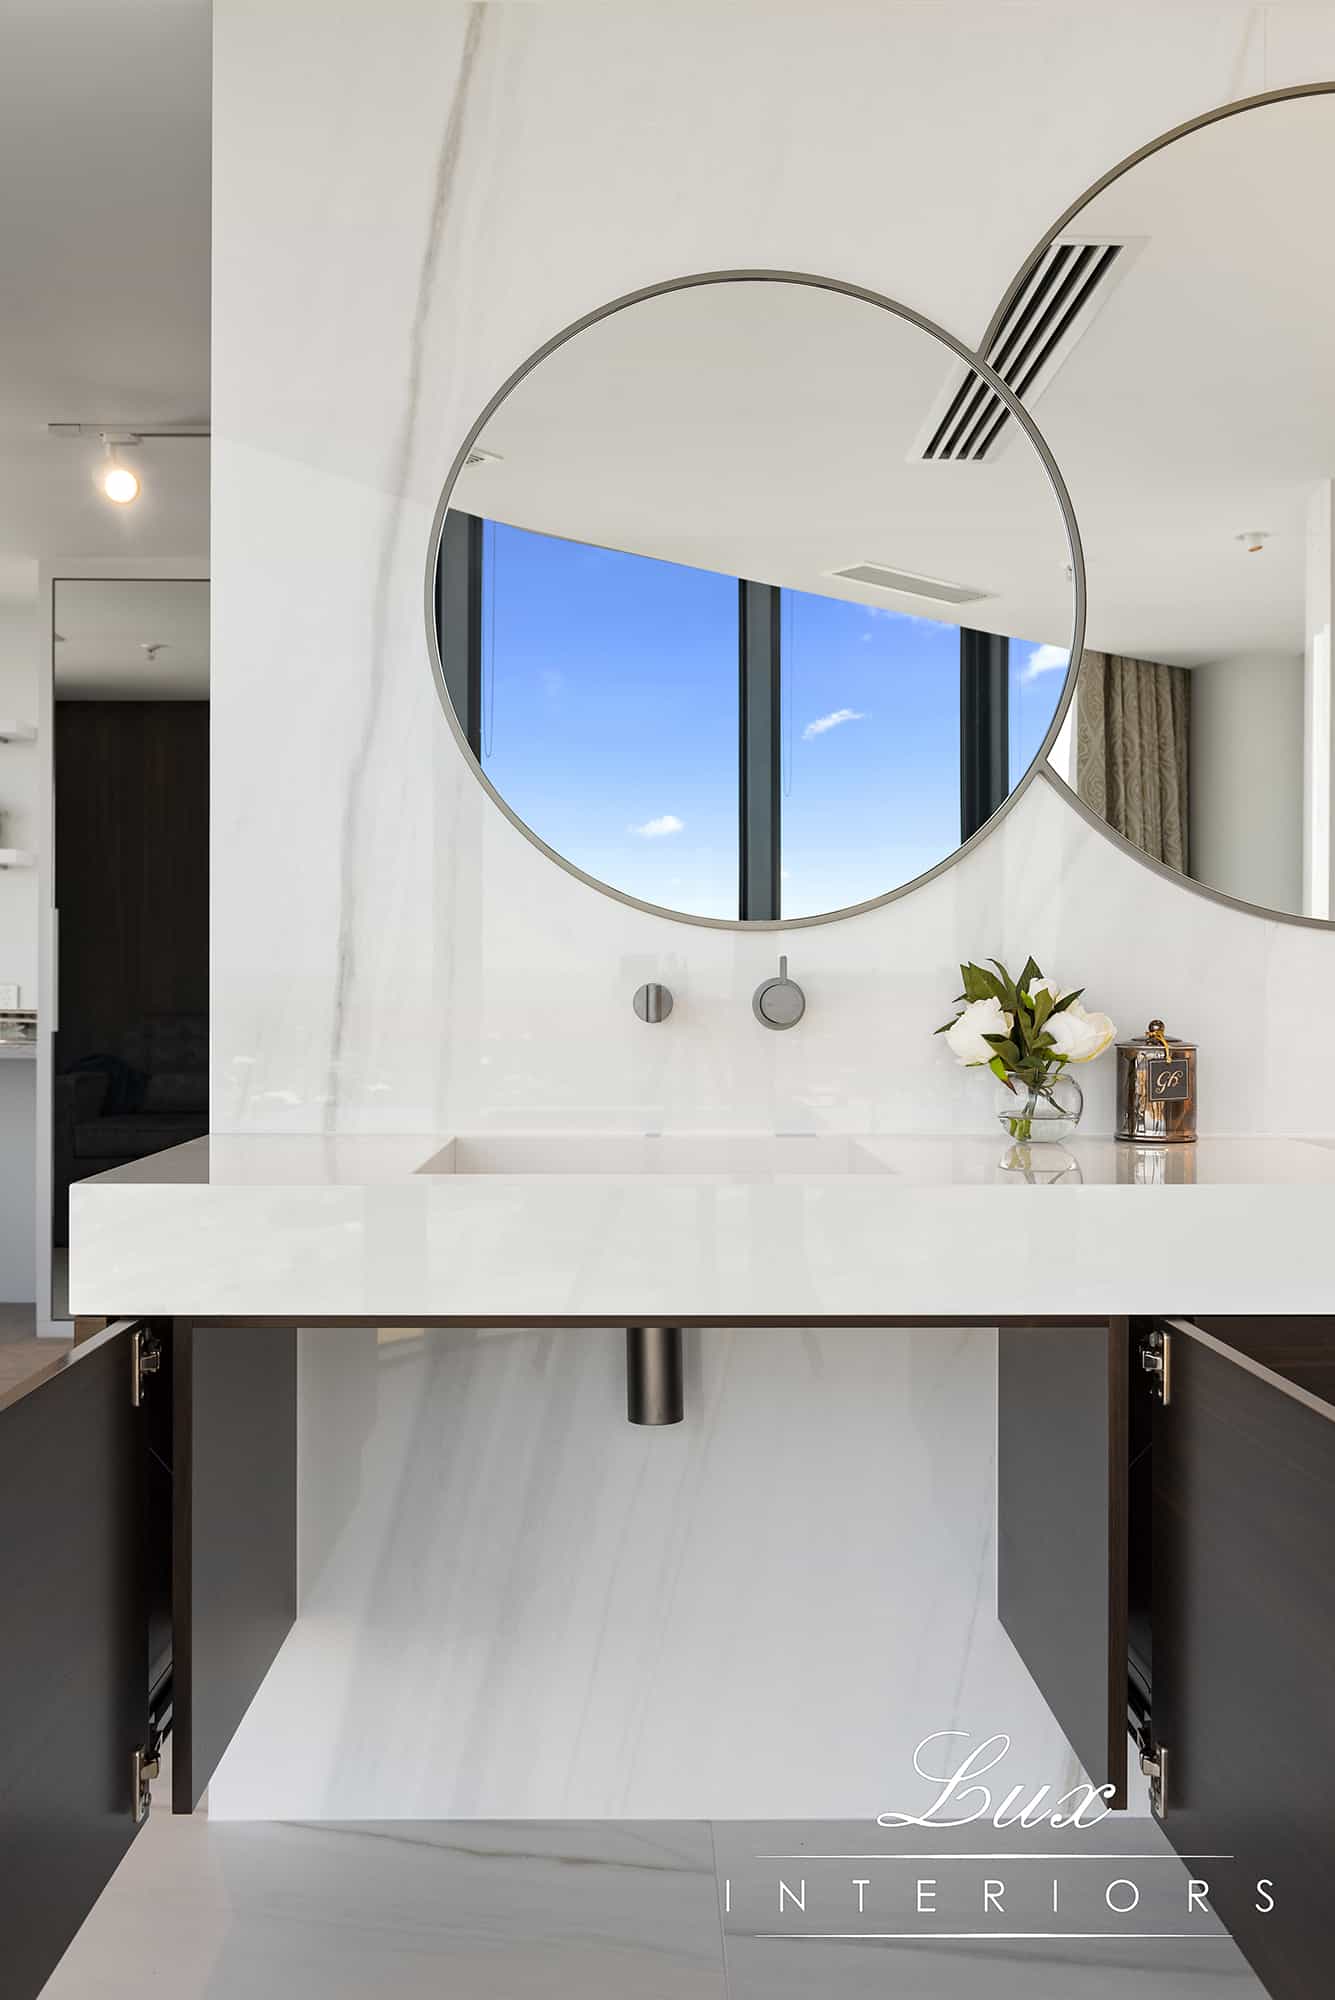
[423,268,1087,930]
[989,82,1335,932]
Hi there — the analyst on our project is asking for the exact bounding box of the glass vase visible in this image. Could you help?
[994,1070,1083,1144]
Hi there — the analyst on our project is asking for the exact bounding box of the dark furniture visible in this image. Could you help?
[52,1014,208,1244]
[53,697,208,1244]
[3,1309,1330,1999]
[1000,1313,1335,2000]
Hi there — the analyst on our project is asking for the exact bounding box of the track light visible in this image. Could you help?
[100,437,141,505]
[46,419,210,506]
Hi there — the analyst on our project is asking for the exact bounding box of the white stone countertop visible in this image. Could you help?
[67,1132,1335,1321]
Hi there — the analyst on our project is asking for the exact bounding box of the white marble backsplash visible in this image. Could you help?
[209,1323,1086,1819]
[212,0,1335,1143]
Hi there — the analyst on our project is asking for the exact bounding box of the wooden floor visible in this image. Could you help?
[0,1304,70,1395]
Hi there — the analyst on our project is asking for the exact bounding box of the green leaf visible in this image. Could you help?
[987,958,1018,1009]
[1017,955,1043,996]
[1032,988,1054,1032]
[960,962,1001,1005]
[989,1055,1013,1086]
[1050,987,1084,1014]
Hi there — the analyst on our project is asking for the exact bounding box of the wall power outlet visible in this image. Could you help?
[0,984,19,1009]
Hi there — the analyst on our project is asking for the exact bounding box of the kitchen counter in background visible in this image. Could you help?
[68,1132,1335,1321]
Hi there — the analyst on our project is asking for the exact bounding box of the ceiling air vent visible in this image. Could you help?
[827,561,990,606]
[918,239,1128,463]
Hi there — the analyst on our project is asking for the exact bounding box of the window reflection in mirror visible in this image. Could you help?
[1008,90,1334,920]
[434,277,1079,924]
[479,521,739,920]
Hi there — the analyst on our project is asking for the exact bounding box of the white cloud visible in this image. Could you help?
[628,813,684,838]
[1020,642,1069,685]
[803,707,867,740]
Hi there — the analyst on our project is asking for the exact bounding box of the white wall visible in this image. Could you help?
[0,597,38,1302]
[1191,652,1305,914]
[0,597,39,1006]
[210,0,1335,1816]
[211,0,1335,1141]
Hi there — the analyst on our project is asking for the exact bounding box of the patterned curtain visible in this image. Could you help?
[1075,651,1190,871]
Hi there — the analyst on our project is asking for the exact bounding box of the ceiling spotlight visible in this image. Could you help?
[1236,530,1270,555]
[103,462,140,504]
[50,420,208,504]
[99,435,141,505]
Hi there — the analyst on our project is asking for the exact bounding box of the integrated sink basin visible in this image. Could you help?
[417,1133,898,1178]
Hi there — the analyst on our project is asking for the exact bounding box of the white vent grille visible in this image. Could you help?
[919,239,1126,463]
[827,561,990,606]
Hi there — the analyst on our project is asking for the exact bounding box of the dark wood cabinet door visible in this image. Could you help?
[172,1321,296,1812]
[1154,1318,1335,2000]
[0,1326,149,2000]
[997,1321,1129,1807]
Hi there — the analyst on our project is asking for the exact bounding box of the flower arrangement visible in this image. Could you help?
[937,957,1116,1141]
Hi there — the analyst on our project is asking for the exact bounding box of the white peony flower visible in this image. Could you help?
[1046,999,1116,1064]
[945,995,1013,1066]
[1030,976,1073,1005]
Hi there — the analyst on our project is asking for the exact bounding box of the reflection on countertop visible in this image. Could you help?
[74,1130,1335,1188]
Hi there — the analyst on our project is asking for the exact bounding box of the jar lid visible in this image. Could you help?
[1118,1017,1196,1055]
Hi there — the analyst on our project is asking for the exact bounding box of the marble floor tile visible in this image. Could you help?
[41,1799,1276,1999]
[712,1821,1269,1998]
[41,1806,727,2000]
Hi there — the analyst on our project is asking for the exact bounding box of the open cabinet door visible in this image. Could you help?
[1153,1317,1335,1999]
[0,1325,150,2000]
[171,1320,296,1813]
[997,1320,1129,1807]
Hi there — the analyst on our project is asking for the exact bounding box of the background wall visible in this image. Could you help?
[210,0,1335,1817]
[0,598,38,1300]
[0,599,39,1007]
[1191,652,1304,913]
[212,0,1335,1140]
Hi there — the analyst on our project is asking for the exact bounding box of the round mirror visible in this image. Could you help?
[427,274,1081,925]
[995,88,1335,923]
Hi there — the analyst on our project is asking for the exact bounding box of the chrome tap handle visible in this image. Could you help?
[752,955,805,1030]
[633,982,673,1023]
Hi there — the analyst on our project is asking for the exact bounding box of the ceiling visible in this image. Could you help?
[453,90,1335,673]
[454,279,1077,655]
[1,17,1327,677]
[54,577,209,698]
[0,1,211,608]
[1035,89,1333,666]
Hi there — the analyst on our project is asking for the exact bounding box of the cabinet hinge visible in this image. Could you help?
[1140,1742,1167,1818]
[131,1744,160,1826]
[131,1327,162,1408]
[1139,1327,1171,1406]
